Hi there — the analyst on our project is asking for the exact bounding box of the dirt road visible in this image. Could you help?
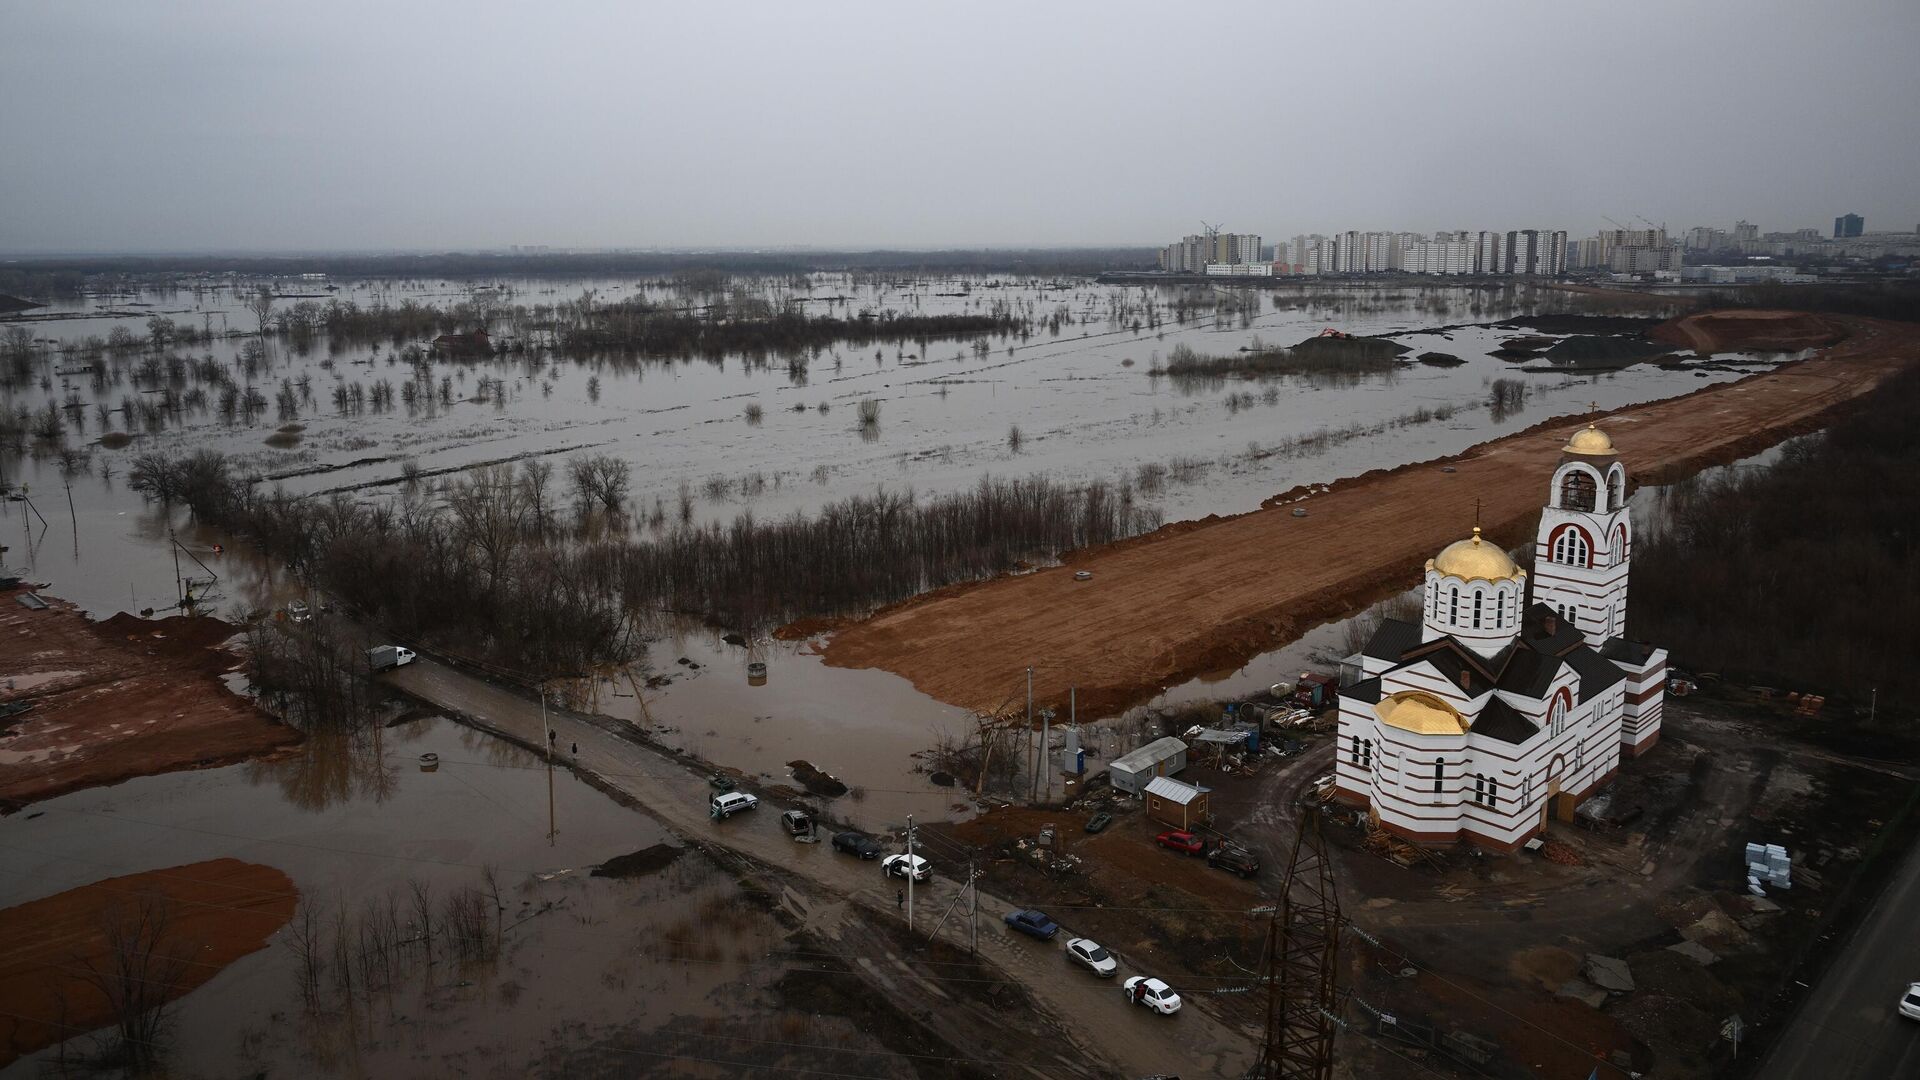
[822,312,1917,717]
[0,593,299,808]
[384,657,1258,1078]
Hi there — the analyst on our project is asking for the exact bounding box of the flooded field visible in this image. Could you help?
[2,274,1805,824]
[0,714,934,1078]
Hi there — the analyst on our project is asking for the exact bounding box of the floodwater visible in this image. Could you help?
[2,274,1798,825]
[0,713,880,1077]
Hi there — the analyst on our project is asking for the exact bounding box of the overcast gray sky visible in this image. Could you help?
[4,0,1917,253]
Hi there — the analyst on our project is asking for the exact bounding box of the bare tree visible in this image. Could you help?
[518,458,555,539]
[80,892,191,1072]
[287,895,325,1009]
[249,285,275,338]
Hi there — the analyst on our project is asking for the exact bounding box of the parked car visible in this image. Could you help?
[1206,843,1260,878]
[882,853,931,881]
[1901,981,1920,1021]
[1155,830,1205,855]
[1003,909,1059,940]
[1065,937,1117,977]
[710,791,758,819]
[366,645,415,672]
[781,809,813,837]
[1084,812,1113,834]
[1123,976,1182,1015]
[831,832,883,859]
[708,775,737,791]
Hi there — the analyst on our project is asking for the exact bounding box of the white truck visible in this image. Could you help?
[367,645,416,672]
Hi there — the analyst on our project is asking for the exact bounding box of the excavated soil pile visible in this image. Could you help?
[0,592,299,807]
[1651,309,1847,355]
[821,312,1919,718]
[0,858,296,1067]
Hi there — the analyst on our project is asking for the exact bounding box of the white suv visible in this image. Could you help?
[1900,982,1920,1021]
[882,853,931,881]
[710,792,758,819]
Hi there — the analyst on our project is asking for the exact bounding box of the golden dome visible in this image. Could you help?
[1375,691,1468,735]
[1563,421,1616,455]
[1428,526,1522,582]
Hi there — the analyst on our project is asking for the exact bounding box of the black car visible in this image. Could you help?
[1084,812,1113,834]
[1206,843,1261,878]
[831,831,883,859]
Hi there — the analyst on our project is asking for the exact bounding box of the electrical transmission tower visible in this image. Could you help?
[1250,810,1341,1079]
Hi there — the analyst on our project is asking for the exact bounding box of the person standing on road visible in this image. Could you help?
[896,889,905,911]
[570,742,577,756]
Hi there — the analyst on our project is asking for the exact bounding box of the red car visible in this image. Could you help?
[1155,830,1205,855]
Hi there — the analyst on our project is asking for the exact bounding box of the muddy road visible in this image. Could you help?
[381,656,1258,1078]
[821,312,1919,717]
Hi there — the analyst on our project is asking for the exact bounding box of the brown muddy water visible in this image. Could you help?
[0,714,921,1078]
[3,275,1796,825]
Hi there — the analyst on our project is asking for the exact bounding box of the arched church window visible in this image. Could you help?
[1488,777,1499,807]
[1548,693,1568,737]
[1607,469,1624,511]
[1433,759,1444,794]
[1449,587,1459,624]
[1472,591,1483,629]
[1560,470,1597,512]
[1553,528,1590,567]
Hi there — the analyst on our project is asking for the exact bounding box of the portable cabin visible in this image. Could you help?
[1108,736,1188,796]
[1144,776,1208,830]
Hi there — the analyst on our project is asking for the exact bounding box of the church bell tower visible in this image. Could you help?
[1532,416,1633,641]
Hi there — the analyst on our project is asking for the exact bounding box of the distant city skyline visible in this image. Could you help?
[3,1,1918,253]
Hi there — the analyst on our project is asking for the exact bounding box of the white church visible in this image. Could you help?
[1333,418,1668,851]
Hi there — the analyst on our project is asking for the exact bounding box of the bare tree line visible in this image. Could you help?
[128,450,1162,666]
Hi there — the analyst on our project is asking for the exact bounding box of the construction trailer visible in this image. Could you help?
[1108,736,1189,796]
[1144,775,1208,830]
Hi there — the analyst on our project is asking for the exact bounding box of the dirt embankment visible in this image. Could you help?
[0,858,296,1067]
[1651,308,1849,355]
[0,592,300,808]
[820,312,1920,718]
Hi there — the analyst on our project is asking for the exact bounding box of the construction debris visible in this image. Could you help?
[1583,954,1636,993]
[1541,840,1585,866]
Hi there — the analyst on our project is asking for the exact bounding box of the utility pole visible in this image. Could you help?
[541,682,556,844]
[969,856,978,955]
[905,814,916,929]
[1252,811,1341,1079]
[1026,667,1035,803]
[169,525,183,604]
[1041,706,1052,803]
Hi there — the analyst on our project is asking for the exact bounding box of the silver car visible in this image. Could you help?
[1900,982,1920,1022]
[1066,937,1117,978]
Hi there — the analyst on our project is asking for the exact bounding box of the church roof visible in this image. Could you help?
[1429,526,1524,582]
[1563,420,1617,456]
[1361,618,1423,662]
[1495,646,1565,698]
[1599,637,1659,665]
[1472,697,1539,745]
[1520,602,1588,656]
[1404,638,1510,695]
[1376,691,1469,735]
[1564,644,1628,700]
[1344,676,1383,704]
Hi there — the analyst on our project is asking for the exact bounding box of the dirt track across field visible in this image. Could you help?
[0,593,299,808]
[822,311,1918,717]
[0,859,296,1068]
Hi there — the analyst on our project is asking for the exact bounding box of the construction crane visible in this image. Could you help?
[1249,810,1341,1080]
